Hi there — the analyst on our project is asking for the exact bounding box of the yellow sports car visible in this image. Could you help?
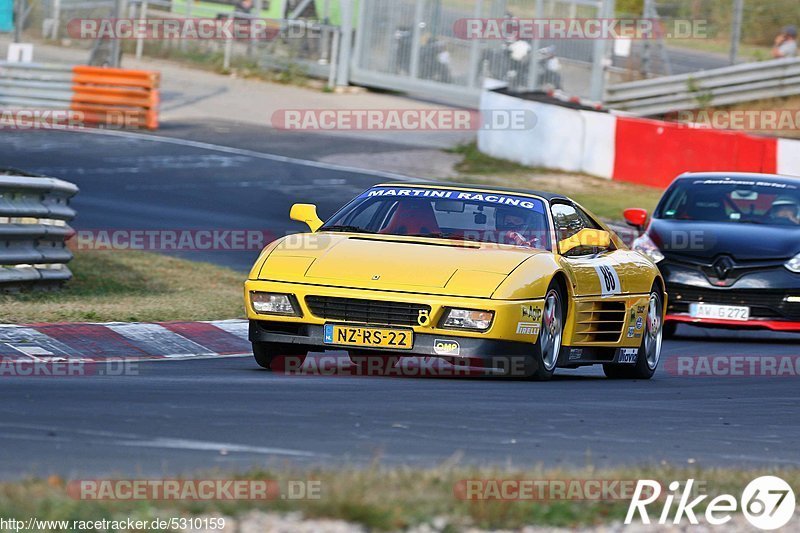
[245,183,666,380]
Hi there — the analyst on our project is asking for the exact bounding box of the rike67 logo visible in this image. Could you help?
[626,476,796,530]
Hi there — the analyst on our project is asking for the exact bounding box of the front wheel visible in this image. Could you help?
[604,288,664,380]
[252,342,307,371]
[529,282,565,381]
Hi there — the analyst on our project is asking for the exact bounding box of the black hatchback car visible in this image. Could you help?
[623,172,800,336]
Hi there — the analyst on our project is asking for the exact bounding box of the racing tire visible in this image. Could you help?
[252,342,306,371]
[529,281,566,381]
[603,287,664,380]
[663,321,677,339]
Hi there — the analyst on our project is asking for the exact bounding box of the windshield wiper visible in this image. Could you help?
[321,225,377,234]
[406,232,466,241]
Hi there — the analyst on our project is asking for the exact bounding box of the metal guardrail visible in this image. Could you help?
[0,62,75,108]
[0,170,79,291]
[0,62,161,129]
[604,57,800,116]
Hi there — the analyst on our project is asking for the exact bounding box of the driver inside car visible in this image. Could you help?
[768,196,800,225]
[497,208,539,247]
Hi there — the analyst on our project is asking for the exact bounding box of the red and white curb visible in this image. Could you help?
[0,320,250,362]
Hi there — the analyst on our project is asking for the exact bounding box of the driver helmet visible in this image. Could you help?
[496,207,527,231]
[772,196,799,215]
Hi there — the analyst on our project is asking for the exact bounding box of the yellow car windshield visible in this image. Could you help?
[321,186,552,250]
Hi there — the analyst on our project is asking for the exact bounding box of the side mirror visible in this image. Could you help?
[623,208,648,230]
[558,228,611,255]
[290,203,324,232]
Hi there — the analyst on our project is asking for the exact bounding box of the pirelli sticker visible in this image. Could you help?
[516,322,540,335]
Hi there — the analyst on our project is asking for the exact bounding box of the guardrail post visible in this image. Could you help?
[52,0,61,40]
[527,0,544,91]
[729,0,744,65]
[224,22,233,71]
[408,0,425,80]
[590,0,614,101]
[334,0,354,87]
[109,0,127,67]
[136,0,148,60]
[181,0,193,52]
[328,27,340,89]
[13,0,23,42]
[467,0,483,88]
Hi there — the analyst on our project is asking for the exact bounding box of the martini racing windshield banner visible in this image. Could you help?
[361,187,546,213]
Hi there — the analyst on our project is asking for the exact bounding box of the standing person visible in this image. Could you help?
[234,0,254,17]
[772,25,798,58]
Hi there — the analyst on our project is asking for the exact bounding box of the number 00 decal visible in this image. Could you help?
[594,264,621,296]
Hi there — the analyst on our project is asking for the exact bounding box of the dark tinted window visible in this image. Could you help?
[656,178,800,226]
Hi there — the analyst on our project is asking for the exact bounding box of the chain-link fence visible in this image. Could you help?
[12,0,793,105]
[8,0,340,81]
[351,0,613,105]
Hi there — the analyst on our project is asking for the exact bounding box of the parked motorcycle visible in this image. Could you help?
[537,45,563,90]
[392,27,453,84]
[482,41,562,91]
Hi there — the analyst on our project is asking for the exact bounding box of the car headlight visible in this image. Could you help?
[250,292,300,316]
[632,233,665,264]
[786,253,800,273]
[441,309,494,331]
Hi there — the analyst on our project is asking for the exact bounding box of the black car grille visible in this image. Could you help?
[305,296,431,327]
[667,286,800,320]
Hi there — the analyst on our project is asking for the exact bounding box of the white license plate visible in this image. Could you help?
[689,303,750,322]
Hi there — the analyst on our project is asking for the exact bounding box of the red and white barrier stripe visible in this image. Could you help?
[777,138,800,178]
[0,320,250,362]
[479,90,800,188]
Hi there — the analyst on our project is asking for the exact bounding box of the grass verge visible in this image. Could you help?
[0,250,245,323]
[2,466,798,531]
[445,143,664,220]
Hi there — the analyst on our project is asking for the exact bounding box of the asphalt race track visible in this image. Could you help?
[1,124,415,271]
[1,125,799,478]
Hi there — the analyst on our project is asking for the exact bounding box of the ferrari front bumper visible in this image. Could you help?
[249,319,533,358]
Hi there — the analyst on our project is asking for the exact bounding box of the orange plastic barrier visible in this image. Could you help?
[70,66,160,130]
